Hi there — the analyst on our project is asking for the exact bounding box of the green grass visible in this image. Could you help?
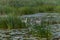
[0,5,59,15]
[0,0,60,15]
[0,15,27,29]
[0,0,59,39]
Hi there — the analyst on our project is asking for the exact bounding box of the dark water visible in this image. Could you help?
[0,29,39,40]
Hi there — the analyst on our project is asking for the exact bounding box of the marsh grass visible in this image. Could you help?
[0,15,27,29]
[0,5,59,15]
[0,0,60,15]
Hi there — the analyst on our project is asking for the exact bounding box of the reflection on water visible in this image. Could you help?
[0,29,39,40]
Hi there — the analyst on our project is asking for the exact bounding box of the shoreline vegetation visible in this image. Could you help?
[0,15,53,39]
[0,0,60,15]
[0,15,27,29]
[0,0,60,39]
[0,5,60,15]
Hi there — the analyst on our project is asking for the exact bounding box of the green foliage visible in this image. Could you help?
[0,0,60,15]
[54,6,60,12]
[28,16,54,39]
[0,5,56,15]
[0,15,27,29]
[32,21,52,38]
[0,0,60,7]
[0,17,7,29]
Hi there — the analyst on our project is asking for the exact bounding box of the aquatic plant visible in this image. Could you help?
[0,15,27,29]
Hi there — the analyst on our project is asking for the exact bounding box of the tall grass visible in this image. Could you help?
[0,0,60,15]
[0,5,56,15]
[0,15,27,29]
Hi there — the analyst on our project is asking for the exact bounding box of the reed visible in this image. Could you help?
[0,15,27,29]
